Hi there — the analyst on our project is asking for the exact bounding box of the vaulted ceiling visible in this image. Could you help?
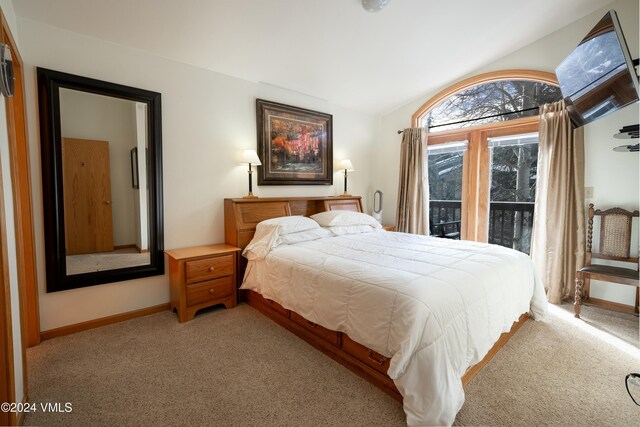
[14,0,614,115]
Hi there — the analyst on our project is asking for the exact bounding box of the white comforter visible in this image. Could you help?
[241,230,547,426]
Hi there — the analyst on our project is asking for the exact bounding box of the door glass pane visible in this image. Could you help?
[428,146,463,239]
[488,134,538,253]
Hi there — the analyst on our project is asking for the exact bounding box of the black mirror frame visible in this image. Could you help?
[37,67,164,292]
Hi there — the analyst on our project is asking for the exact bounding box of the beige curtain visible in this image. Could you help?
[396,128,429,234]
[530,100,585,304]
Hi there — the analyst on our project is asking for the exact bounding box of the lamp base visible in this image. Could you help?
[341,191,351,196]
[243,192,258,199]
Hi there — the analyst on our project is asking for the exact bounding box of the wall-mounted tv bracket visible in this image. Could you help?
[613,124,639,152]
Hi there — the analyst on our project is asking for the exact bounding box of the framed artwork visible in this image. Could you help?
[256,99,333,185]
[130,147,139,189]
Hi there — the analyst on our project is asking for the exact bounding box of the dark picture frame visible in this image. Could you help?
[130,147,139,189]
[256,99,333,185]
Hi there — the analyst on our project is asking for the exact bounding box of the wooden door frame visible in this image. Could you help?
[426,117,540,242]
[0,172,14,424]
[0,7,40,352]
[0,5,39,424]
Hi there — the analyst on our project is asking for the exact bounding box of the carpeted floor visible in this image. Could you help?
[557,302,638,347]
[25,303,639,426]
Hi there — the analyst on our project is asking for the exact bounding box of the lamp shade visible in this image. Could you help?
[241,149,262,165]
[339,159,355,171]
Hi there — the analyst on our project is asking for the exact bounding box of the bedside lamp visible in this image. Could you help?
[339,159,355,196]
[240,149,262,198]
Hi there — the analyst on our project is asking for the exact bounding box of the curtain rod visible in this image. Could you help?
[397,106,541,134]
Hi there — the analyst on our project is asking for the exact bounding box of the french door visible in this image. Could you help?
[427,117,539,253]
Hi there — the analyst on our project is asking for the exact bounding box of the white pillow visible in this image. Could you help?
[326,225,381,236]
[257,216,320,235]
[277,228,332,245]
[243,216,322,260]
[311,211,382,228]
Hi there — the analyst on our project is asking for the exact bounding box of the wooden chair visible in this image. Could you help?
[574,204,639,318]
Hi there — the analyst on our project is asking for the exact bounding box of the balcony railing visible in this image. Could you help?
[429,200,535,254]
[488,201,535,254]
[429,201,462,239]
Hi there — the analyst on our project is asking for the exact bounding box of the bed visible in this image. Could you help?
[224,196,547,426]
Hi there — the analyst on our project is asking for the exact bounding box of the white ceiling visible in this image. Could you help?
[14,0,613,115]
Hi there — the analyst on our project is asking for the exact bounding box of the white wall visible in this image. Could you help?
[375,0,639,306]
[583,104,639,305]
[59,89,138,247]
[19,18,377,331]
[0,0,24,409]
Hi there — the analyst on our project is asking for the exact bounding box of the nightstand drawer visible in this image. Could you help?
[186,276,234,307]
[186,254,233,283]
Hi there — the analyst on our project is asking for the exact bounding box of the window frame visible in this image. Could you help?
[416,70,558,242]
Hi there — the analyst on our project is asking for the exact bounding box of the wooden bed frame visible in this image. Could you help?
[224,196,528,401]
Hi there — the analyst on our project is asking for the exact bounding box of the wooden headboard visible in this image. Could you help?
[224,196,362,285]
[224,196,362,250]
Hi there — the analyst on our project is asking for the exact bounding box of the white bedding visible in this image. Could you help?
[241,230,547,426]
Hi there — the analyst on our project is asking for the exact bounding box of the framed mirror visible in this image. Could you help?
[37,68,164,292]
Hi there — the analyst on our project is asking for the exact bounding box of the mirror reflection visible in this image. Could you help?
[59,89,151,275]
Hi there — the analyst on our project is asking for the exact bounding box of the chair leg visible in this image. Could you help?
[574,277,583,318]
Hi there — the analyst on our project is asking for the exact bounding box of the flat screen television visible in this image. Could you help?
[555,10,639,127]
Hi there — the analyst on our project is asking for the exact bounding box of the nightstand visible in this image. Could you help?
[382,225,396,232]
[165,244,241,323]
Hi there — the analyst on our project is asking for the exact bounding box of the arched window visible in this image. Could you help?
[414,70,561,252]
[421,80,562,131]
[413,70,562,129]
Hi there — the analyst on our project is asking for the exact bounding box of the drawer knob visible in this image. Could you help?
[209,288,215,294]
[208,266,215,272]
